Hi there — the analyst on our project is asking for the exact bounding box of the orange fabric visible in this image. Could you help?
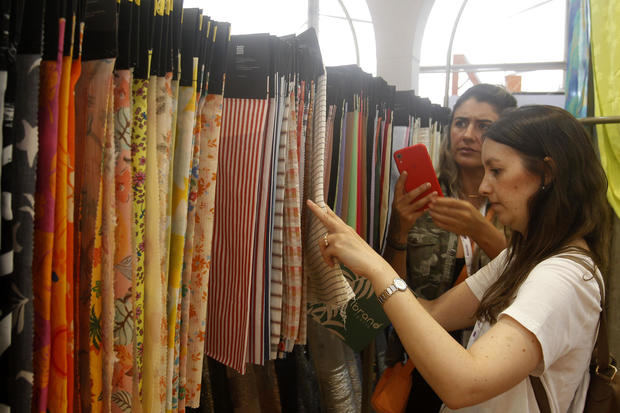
[371,360,416,413]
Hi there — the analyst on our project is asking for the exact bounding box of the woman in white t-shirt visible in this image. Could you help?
[307,105,611,412]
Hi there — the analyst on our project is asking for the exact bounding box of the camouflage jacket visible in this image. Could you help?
[405,203,500,300]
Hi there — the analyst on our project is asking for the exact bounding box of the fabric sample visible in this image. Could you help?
[32,19,65,412]
[74,58,115,413]
[591,0,620,216]
[565,0,590,118]
[0,53,39,413]
[130,76,148,405]
[166,65,198,411]
[305,75,355,331]
[270,83,288,359]
[155,72,174,409]
[143,75,163,413]
[111,69,135,413]
[281,88,302,353]
[206,97,268,374]
[48,50,73,413]
[187,93,224,407]
[178,93,205,411]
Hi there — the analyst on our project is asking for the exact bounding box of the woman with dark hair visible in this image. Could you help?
[307,105,611,412]
[384,84,517,411]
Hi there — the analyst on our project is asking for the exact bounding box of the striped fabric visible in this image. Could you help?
[186,92,224,407]
[305,74,355,324]
[270,78,288,359]
[297,82,315,346]
[206,97,268,374]
[281,88,302,353]
[247,94,277,365]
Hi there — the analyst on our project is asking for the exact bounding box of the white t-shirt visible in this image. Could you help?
[441,249,601,413]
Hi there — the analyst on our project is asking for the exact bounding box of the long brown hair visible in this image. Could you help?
[438,84,517,196]
[475,105,611,323]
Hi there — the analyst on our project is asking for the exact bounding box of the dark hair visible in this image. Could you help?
[476,105,611,322]
[438,84,517,195]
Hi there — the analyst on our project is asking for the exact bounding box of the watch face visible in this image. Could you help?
[394,278,407,291]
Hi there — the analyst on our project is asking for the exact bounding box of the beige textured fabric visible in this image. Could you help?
[304,74,355,316]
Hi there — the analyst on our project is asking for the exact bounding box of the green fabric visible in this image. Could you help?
[591,0,620,217]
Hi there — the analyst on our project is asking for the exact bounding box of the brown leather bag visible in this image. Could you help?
[531,271,619,413]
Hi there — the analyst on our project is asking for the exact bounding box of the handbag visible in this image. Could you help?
[371,359,416,413]
[531,271,619,413]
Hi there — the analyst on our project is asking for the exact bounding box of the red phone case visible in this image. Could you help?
[393,144,443,210]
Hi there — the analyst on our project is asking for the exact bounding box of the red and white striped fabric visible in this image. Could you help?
[247,95,277,365]
[270,84,289,359]
[206,98,268,374]
[281,87,303,353]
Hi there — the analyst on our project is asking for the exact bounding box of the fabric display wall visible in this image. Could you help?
[0,0,451,412]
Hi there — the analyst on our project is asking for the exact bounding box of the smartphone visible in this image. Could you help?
[393,144,444,211]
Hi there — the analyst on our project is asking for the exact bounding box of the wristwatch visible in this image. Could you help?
[377,277,408,305]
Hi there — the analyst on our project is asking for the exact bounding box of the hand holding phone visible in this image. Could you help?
[393,144,444,211]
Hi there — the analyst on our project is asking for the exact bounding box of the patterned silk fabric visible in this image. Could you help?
[178,91,205,411]
[112,69,135,413]
[156,72,174,409]
[74,58,115,413]
[131,76,148,406]
[143,75,163,413]
[0,53,40,413]
[591,0,620,216]
[32,19,65,413]
[49,45,73,413]
[167,61,198,411]
[186,93,224,407]
[207,97,268,374]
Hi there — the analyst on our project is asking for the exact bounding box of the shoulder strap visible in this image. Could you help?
[530,257,609,413]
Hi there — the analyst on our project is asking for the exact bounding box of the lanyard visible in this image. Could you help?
[459,203,488,276]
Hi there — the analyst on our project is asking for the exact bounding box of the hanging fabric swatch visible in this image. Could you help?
[206,33,271,374]
[591,0,620,216]
[32,9,65,411]
[565,0,591,118]
[186,20,230,407]
[167,9,200,411]
[48,8,75,410]
[2,47,39,413]
[112,69,135,413]
[0,0,30,411]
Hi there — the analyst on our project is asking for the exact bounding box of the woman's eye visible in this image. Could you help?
[479,122,491,131]
[491,168,501,176]
[454,120,467,128]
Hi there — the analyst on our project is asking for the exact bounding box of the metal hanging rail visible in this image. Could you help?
[578,116,620,125]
